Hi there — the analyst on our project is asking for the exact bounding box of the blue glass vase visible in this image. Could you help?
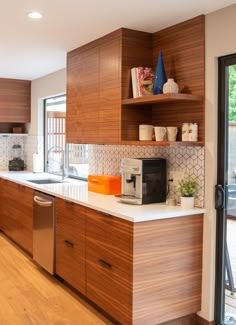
[153,51,167,95]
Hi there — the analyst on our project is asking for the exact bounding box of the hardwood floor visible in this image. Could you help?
[0,234,113,325]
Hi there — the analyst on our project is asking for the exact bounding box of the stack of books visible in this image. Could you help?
[131,67,154,98]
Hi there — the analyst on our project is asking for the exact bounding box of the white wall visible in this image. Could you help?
[29,68,66,136]
[25,68,66,170]
[201,4,236,321]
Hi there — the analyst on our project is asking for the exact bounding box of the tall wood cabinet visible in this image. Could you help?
[66,15,205,146]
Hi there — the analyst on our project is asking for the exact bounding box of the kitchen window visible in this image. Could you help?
[44,95,88,180]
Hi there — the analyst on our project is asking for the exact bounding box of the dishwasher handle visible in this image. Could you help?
[34,195,53,207]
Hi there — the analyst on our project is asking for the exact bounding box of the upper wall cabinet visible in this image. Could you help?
[66,16,205,146]
[67,30,122,144]
[0,78,31,123]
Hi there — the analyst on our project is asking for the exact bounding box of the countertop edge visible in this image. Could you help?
[0,171,206,222]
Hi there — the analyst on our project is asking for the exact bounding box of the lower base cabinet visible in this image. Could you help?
[0,178,33,254]
[55,200,203,325]
[55,198,86,295]
[0,179,203,325]
[86,209,133,324]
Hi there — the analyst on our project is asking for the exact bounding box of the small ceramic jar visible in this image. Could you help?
[163,78,179,94]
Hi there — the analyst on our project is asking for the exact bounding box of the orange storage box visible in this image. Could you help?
[88,175,121,195]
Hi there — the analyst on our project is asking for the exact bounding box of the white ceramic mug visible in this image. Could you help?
[154,127,166,141]
[139,124,153,141]
[166,126,178,141]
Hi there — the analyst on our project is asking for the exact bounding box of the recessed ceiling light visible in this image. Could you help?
[28,12,43,19]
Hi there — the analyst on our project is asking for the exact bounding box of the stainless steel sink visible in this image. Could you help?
[27,179,64,185]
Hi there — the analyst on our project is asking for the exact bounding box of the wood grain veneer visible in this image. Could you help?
[85,206,203,325]
[86,208,133,325]
[55,198,86,295]
[121,15,205,143]
[121,29,152,141]
[0,179,33,255]
[0,78,31,123]
[66,30,121,144]
[132,214,203,325]
[66,16,204,144]
[152,15,205,142]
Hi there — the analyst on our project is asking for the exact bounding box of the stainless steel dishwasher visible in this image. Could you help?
[33,191,55,274]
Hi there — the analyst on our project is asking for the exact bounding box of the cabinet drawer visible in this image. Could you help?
[86,208,132,323]
[86,208,132,260]
[86,256,132,325]
[55,198,86,295]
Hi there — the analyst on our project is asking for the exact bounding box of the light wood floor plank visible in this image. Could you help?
[0,234,113,325]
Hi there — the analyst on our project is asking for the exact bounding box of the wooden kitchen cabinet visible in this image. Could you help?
[66,16,205,146]
[0,178,33,254]
[86,208,133,324]
[66,32,121,144]
[55,197,86,295]
[0,78,31,123]
[85,207,203,325]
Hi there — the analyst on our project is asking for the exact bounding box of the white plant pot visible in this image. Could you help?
[181,196,194,209]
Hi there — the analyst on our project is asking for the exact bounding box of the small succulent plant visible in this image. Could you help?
[177,177,198,197]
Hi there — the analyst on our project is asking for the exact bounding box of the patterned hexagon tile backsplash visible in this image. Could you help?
[88,144,205,207]
[0,135,204,208]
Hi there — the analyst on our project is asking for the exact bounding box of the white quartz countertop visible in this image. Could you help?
[0,171,205,222]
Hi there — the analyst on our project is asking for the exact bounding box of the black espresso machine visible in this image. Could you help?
[8,144,25,171]
[120,158,167,205]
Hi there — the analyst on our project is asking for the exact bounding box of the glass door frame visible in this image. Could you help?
[215,53,236,325]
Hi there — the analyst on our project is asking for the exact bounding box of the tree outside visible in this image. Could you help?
[229,65,236,121]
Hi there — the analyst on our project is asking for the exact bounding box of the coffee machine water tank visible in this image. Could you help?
[120,158,167,205]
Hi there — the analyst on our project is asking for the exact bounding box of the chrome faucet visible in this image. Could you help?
[46,145,67,180]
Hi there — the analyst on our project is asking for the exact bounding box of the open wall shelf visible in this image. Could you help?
[122,93,203,106]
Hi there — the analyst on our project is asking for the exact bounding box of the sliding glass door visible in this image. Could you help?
[215,54,236,325]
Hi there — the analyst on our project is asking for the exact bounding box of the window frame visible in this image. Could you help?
[44,95,88,181]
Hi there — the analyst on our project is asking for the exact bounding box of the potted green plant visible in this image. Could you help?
[177,177,198,209]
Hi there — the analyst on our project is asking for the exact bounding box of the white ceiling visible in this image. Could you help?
[0,0,235,81]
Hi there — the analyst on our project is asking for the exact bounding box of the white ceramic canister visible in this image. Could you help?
[139,124,154,141]
[163,78,179,94]
[189,123,198,141]
[182,123,190,141]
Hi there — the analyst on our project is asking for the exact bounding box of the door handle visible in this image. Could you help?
[34,195,52,207]
[97,259,112,270]
[215,184,225,210]
[64,239,74,248]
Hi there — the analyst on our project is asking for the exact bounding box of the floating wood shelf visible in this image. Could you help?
[122,93,203,106]
[120,140,204,147]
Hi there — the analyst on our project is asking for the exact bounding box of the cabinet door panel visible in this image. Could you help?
[86,208,132,324]
[66,47,99,144]
[66,33,121,144]
[0,79,31,122]
[55,198,86,295]
[0,179,33,254]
